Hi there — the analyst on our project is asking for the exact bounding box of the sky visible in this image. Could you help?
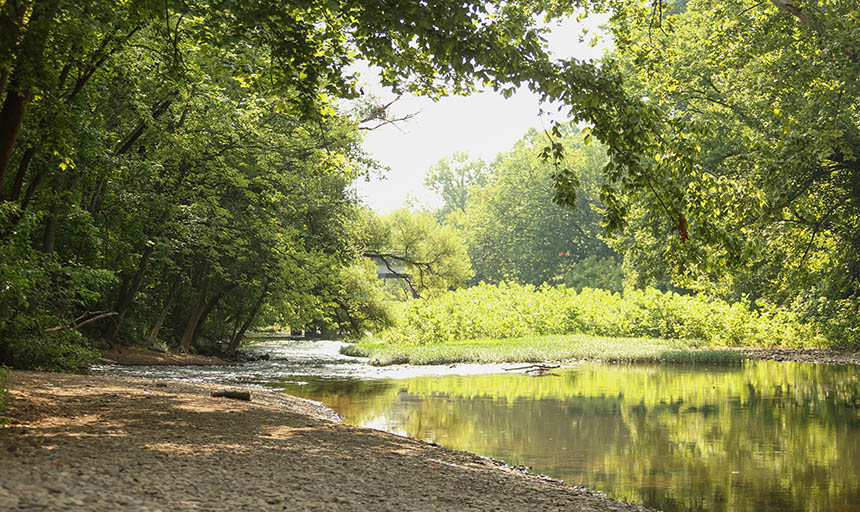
[351,15,611,213]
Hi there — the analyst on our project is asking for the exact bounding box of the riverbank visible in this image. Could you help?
[342,334,860,367]
[99,346,232,366]
[0,371,653,511]
[343,334,743,366]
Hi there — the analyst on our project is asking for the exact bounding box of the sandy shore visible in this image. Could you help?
[98,344,860,367]
[0,371,653,511]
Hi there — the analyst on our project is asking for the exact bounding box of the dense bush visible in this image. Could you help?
[0,229,110,372]
[380,283,828,347]
[1,331,99,373]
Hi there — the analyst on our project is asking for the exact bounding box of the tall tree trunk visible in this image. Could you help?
[41,201,60,253]
[0,2,28,99]
[104,243,155,339]
[190,287,232,348]
[146,271,182,346]
[179,261,210,353]
[5,145,33,201]
[0,0,59,189]
[0,78,32,189]
[0,162,43,242]
[227,281,270,352]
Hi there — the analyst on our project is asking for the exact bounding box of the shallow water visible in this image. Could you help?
[96,340,860,512]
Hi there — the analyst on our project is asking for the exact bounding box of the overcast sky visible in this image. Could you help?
[350,15,611,213]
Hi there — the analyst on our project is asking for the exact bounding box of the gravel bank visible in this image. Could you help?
[0,371,653,511]
[720,346,860,366]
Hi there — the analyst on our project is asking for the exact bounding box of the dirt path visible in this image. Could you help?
[0,371,652,511]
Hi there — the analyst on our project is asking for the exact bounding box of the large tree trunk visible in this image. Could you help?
[227,281,270,353]
[104,243,156,339]
[5,145,33,201]
[0,0,59,189]
[0,78,32,189]
[179,262,210,353]
[41,201,60,253]
[146,271,183,346]
[189,287,231,348]
[0,2,29,99]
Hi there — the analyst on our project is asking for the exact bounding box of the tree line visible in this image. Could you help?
[1,0,857,369]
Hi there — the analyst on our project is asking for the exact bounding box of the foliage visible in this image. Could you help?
[0,1,414,360]
[361,209,473,298]
[453,127,618,286]
[595,0,860,342]
[2,331,99,372]
[563,255,623,293]
[322,259,397,339]
[2,0,857,362]
[424,152,488,220]
[379,282,828,348]
[344,333,742,366]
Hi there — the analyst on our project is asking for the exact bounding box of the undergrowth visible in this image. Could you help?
[379,283,826,347]
[343,334,744,366]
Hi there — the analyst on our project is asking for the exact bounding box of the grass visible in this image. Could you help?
[340,334,744,366]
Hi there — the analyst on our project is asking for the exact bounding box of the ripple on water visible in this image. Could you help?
[92,339,521,386]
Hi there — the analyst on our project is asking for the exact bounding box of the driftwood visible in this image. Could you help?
[210,390,251,401]
[45,311,117,332]
[504,364,560,372]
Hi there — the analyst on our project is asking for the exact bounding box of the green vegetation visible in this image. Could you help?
[342,281,827,366]
[2,0,858,370]
[457,128,617,287]
[342,333,742,366]
[379,282,824,347]
[593,0,860,345]
[4,0,599,369]
[360,208,473,299]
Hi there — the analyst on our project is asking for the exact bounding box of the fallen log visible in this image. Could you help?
[503,364,560,372]
[210,390,251,401]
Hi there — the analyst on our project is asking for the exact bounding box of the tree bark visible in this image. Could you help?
[104,243,156,339]
[5,145,33,201]
[146,271,183,346]
[227,281,270,352]
[179,261,211,352]
[41,201,60,253]
[0,0,59,189]
[0,78,32,189]
[190,283,237,348]
[113,98,173,156]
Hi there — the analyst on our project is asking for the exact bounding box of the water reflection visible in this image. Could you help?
[274,362,860,512]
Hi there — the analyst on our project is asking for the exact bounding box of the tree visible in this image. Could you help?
[600,0,860,341]
[361,208,473,298]
[460,127,618,286]
[425,152,488,220]
[0,7,379,362]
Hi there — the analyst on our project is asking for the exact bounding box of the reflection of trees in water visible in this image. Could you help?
[292,362,860,512]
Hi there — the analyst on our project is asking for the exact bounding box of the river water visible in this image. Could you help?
[94,339,860,512]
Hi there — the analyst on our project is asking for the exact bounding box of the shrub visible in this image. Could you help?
[1,331,99,373]
[379,282,827,347]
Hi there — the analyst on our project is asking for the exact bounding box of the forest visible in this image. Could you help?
[0,0,858,371]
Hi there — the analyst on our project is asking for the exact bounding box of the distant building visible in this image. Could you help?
[368,255,409,280]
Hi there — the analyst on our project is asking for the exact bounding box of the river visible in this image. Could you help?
[94,338,860,512]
